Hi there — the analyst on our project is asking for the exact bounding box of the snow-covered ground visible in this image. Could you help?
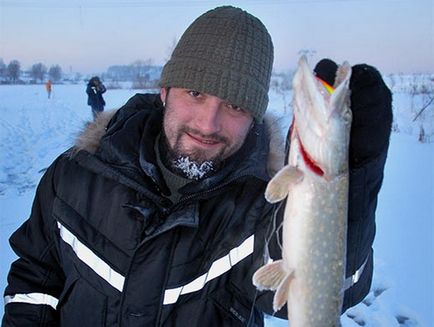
[0,83,433,326]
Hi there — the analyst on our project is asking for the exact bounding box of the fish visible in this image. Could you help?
[253,55,352,327]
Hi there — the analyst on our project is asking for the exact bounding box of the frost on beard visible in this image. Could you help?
[173,157,214,180]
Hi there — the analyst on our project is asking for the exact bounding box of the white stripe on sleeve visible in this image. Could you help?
[57,222,125,292]
[4,293,59,310]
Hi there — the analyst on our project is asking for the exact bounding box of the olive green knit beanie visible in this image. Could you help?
[159,6,274,121]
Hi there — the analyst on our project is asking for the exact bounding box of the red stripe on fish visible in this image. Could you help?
[295,126,325,176]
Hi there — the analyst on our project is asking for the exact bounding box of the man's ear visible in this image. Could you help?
[160,87,167,105]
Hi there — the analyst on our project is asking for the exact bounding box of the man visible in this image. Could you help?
[2,6,392,326]
[86,76,107,120]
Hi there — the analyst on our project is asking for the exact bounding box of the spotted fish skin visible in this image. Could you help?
[253,56,352,327]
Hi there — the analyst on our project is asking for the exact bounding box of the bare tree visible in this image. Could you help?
[409,74,434,143]
[297,49,317,63]
[270,71,294,113]
[387,73,396,92]
[73,72,82,83]
[30,63,47,83]
[0,58,6,81]
[131,59,155,89]
[165,37,178,62]
[7,60,21,83]
[48,65,63,82]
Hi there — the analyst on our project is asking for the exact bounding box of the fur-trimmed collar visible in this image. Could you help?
[73,110,117,155]
[72,109,288,177]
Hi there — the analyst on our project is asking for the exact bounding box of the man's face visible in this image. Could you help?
[160,87,253,167]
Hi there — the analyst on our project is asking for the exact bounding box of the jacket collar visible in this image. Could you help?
[71,93,286,197]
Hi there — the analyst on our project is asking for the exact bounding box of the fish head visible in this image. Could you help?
[290,56,352,179]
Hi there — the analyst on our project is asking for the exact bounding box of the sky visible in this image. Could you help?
[0,0,433,75]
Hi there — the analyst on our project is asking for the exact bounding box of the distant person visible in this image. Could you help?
[86,76,106,119]
[45,79,52,99]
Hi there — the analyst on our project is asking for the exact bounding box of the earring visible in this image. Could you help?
[162,101,166,107]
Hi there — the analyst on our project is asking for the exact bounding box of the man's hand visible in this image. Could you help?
[314,59,393,167]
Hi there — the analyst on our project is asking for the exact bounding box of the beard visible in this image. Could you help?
[160,126,226,180]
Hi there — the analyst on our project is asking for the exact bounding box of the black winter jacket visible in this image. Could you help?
[2,94,387,326]
[86,82,106,111]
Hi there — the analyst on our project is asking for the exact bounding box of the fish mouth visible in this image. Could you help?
[291,56,352,178]
[298,133,325,176]
[295,55,351,120]
[290,122,325,177]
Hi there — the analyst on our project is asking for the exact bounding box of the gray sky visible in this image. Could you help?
[0,0,433,75]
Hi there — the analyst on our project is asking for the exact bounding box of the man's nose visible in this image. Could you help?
[194,98,222,134]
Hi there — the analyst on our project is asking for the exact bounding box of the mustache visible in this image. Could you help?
[180,126,229,144]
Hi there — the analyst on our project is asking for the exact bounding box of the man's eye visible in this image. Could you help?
[188,90,201,97]
[226,103,244,113]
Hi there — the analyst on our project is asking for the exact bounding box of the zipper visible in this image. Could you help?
[155,229,181,326]
[136,171,267,244]
[167,170,266,214]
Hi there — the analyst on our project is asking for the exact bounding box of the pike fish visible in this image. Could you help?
[253,56,352,327]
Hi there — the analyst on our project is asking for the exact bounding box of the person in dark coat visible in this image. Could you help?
[86,76,106,119]
[2,6,392,326]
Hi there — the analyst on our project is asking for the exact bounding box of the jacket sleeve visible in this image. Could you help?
[343,63,392,310]
[86,84,94,97]
[2,159,65,326]
[342,147,388,311]
[86,85,95,106]
[99,84,107,94]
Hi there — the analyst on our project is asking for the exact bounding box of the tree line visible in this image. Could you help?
[0,58,163,87]
[0,58,63,84]
[103,59,161,89]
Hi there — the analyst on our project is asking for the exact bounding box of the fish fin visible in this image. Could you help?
[252,260,287,291]
[265,165,304,203]
[273,271,294,312]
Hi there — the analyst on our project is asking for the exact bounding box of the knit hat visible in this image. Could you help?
[159,6,274,121]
